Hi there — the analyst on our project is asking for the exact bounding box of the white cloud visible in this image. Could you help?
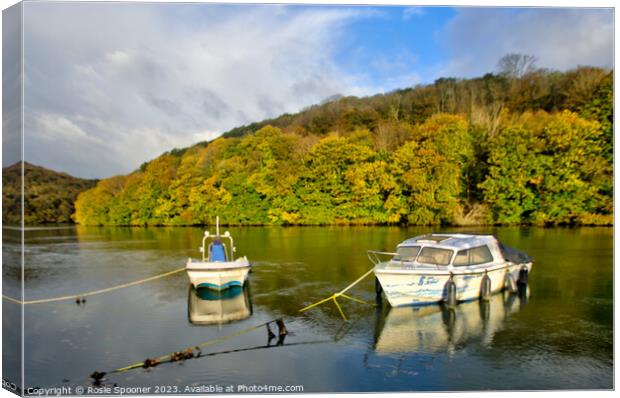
[36,113,96,141]
[439,8,613,78]
[104,50,132,66]
[22,3,368,178]
[191,130,221,144]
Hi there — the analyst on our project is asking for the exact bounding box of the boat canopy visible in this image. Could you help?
[399,233,499,251]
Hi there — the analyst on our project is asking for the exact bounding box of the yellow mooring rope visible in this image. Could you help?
[1,267,185,305]
[298,267,375,321]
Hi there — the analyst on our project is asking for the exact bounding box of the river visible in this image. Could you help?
[2,226,613,392]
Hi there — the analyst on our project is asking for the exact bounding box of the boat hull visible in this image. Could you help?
[186,257,250,291]
[375,262,532,307]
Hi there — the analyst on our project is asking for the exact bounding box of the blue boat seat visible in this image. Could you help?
[210,241,227,262]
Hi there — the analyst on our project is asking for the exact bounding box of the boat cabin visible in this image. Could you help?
[199,230,236,263]
[391,234,504,268]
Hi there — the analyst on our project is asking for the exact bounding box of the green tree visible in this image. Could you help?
[480,111,611,225]
[391,114,473,225]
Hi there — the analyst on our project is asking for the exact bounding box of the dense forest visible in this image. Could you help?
[2,162,98,225]
[75,59,613,227]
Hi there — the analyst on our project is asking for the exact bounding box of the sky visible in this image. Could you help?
[1,1,614,178]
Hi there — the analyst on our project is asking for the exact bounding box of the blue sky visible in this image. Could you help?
[334,6,457,88]
[3,2,613,178]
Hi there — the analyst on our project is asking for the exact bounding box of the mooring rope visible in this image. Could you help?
[1,267,186,305]
[1,295,22,304]
[1,258,376,382]
[298,267,375,321]
[88,265,376,382]
[112,320,275,373]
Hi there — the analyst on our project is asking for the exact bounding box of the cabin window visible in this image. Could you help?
[416,247,453,266]
[453,245,494,266]
[394,246,420,261]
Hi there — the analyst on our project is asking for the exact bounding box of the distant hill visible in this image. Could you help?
[74,66,613,227]
[2,162,98,225]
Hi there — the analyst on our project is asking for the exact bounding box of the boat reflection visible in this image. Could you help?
[374,286,529,355]
[187,283,253,325]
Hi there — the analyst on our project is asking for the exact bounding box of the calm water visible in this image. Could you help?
[2,226,614,393]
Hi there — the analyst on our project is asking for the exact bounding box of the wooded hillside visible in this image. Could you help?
[2,162,97,225]
[74,64,613,226]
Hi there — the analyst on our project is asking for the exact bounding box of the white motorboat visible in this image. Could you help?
[368,233,532,307]
[186,217,250,290]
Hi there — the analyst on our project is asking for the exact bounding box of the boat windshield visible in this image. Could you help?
[416,247,453,266]
[393,246,420,261]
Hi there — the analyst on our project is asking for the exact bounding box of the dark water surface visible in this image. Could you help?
[2,226,613,392]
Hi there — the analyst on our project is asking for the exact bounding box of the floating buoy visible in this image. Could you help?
[170,348,194,362]
[142,358,160,369]
[444,275,457,308]
[518,267,529,285]
[480,271,492,301]
[504,272,518,293]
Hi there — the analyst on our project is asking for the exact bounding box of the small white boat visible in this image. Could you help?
[368,233,533,307]
[186,217,250,290]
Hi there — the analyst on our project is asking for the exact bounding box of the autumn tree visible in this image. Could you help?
[497,53,538,78]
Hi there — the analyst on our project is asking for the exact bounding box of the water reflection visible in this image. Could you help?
[374,288,530,356]
[187,284,253,325]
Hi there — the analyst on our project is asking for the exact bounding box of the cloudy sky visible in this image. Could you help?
[3,1,614,178]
